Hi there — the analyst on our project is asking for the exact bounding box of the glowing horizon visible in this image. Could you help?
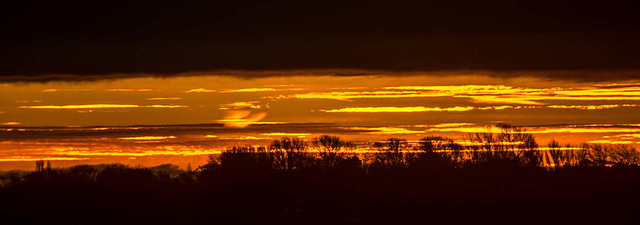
[1,74,640,170]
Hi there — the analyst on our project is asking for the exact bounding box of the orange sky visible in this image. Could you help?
[2,73,640,170]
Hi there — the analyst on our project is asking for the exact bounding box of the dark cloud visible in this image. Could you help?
[0,123,352,141]
[3,69,639,84]
[2,1,640,82]
[2,123,639,145]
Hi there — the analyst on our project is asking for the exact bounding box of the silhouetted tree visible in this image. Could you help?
[574,145,592,166]
[611,145,640,166]
[547,139,564,168]
[409,136,462,170]
[269,137,313,170]
[312,135,353,169]
[0,170,27,187]
[7,132,640,225]
[465,124,540,167]
[312,135,348,153]
[64,164,98,183]
[518,133,540,167]
[577,144,640,167]
[417,136,456,153]
[35,160,45,172]
[372,138,408,169]
[218,145,275,171]
[465,131,500,164]
[584,144,610,167]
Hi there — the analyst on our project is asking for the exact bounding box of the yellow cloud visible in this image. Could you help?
[147,105,187,108]
[346,127,424,134]
[0,157,89,162]
[547,104,621,110]
[463,95,543,105]
[284,83,640,105]
[432,123,476,128]
[105,89,153,92]
[146,97,183,100]
[19,104,187,109]
[221,87,304,93]
[220,88,277,93]
[262,132,311,137]
[185,88,216,93]
[612,134,640,139]
[41,89,94,92]
[476,105,516,110]
[323,106,474,113]
[213,136,270,140]
[587,140,635,144]
[219,101,261,110]
[428,125,640,134]
[118,136,177,140]
[218,110,268,128]
[20,104,140,109]
[288,91,444,101]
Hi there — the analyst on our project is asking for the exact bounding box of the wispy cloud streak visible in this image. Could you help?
[281,84,640,105]
[19,104,187,109]
[323,106,474,113]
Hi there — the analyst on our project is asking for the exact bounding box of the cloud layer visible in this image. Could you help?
[2,1,640,82]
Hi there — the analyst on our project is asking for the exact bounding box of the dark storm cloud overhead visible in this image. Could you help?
[2,0,640,82]
[3,69,640,84]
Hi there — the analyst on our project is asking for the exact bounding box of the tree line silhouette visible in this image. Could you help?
[2,125,640,224]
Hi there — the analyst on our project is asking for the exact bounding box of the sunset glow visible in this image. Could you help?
[1,74,639,170]
[4,2,640,224]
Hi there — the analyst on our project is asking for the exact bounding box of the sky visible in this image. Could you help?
[2,74,640,170]
[1,1,640,170]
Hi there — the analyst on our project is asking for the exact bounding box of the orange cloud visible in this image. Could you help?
[220,88,276,93]
[587,140,635,144]
[547,104,620,110]
[432,123,476,128]
[219,101,262,110]
[0,157,90,162]
[262,132,311,137]
[118,136,177,140]
[476,105,517,110]
[218,110,268,128]
[463,95,543,105]
[146,105,187,108]
[427,125,640,134]
[146,97,183,100]
[612,134,640,139]
[20,104,140,109]
[221,87,304,93]
[323,106,474,113]
[286,91,443,101]
[547,104,640,110]
[211,135,271,140]
[283,83,640,105]
[104,89,153,92]
[185,88,216,93]
[41,89,94,92]
[346,127,424,134]
[19,104,187,109]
